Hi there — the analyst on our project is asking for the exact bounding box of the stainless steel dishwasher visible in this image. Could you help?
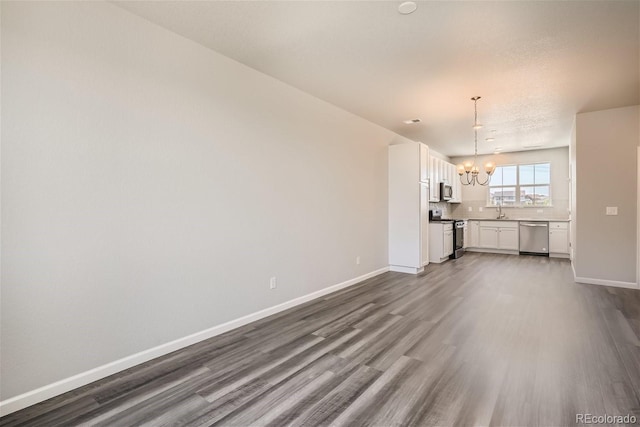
[519,221,549,255]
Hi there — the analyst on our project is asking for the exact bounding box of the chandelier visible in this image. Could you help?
[457,96,495,186]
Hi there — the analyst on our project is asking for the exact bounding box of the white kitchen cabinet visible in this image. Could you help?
[429,156,440,202]
[444,229,454,256]
[479,226,499,248]
[443,161,451,184]
[449,163,462,203]
[389,141,430,274]
[440,158,448,184]
[468,221,479,247]
[549,221,569,255]
[427,154,462,204]
[479,221,519,250]
[429,222,453,263]
[499,227,519,250]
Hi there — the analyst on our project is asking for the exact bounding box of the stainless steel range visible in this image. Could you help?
[429,209,465,259]
[451,220,465,259]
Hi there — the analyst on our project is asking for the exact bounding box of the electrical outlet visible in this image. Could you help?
[537,209,543,213]
[269,277,277,289]
[478,207,483,212]
[606,207,618,216]
[468,207,473,212]
[356,256,360,265]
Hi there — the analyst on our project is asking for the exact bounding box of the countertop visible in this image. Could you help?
[463,218,571,222]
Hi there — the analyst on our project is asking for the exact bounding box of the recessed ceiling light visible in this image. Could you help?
[494,147,502,151]
[403,118,421,124]
[398,1,417,15]
[486,137,495,142]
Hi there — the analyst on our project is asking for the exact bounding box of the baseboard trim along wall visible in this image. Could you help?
[389,265,424,274]
[574,275,639,290]
[570,261,638,290]
[0,266,389,416]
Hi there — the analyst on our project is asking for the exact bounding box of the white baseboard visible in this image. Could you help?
[389,265,424,274]
[0,266,389,416]
[574,276,639,290]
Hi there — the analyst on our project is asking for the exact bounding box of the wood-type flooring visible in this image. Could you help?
[2,253,640,426]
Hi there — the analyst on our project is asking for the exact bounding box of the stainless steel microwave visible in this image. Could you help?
[440,182,452,201]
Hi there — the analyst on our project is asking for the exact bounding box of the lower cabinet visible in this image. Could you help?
[549,221,569,255]
[429,223,454,263]
[498,227,519,250]
[479,226,498,248]
[444,229,453,255]
[467,219,570,256]
[468,221,480,247]
[478,221,519,250]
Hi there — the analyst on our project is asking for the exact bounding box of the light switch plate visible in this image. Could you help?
[468,207,473,212]
[606,207,618,215]
[479,207,483,212]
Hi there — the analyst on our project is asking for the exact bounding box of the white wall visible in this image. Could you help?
[1,1,396,401]
[450,147,570,220]
[574,105,639,284]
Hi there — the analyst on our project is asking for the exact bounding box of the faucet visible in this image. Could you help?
[497,202,506,219]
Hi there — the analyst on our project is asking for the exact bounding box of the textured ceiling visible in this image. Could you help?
[115,1,640,156]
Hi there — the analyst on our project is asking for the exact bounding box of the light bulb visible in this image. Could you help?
[485,162,495,175]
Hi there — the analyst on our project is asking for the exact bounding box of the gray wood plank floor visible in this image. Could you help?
[2,253,640,426]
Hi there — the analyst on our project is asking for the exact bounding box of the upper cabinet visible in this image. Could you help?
[429,156,440,202]
[449,163,462,203]
[428,154,462,203]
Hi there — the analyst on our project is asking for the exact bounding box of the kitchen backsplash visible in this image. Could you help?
[433,199,570,220]
[428,202,455,217]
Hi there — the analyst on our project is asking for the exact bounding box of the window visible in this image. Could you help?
[488,162,551,206]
